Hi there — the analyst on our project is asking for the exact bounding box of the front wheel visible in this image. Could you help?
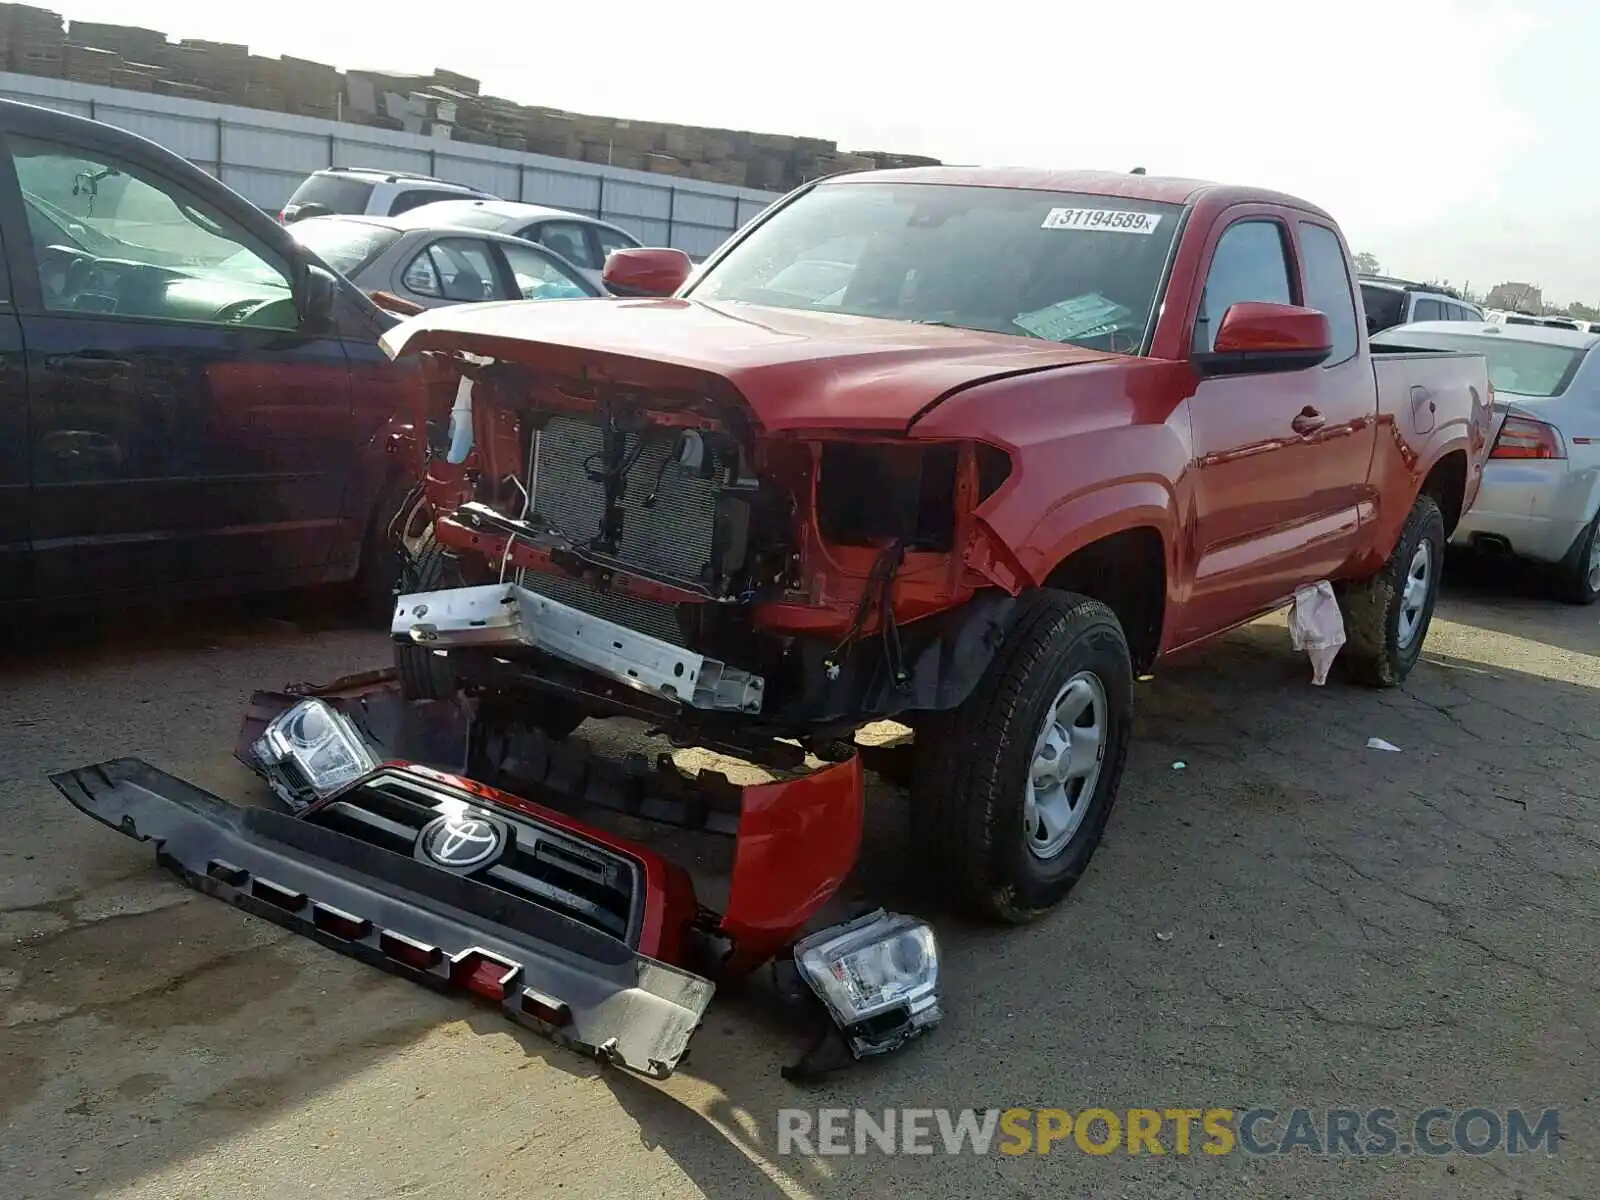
[910,590,1133,924]
[1338,494,1445,687]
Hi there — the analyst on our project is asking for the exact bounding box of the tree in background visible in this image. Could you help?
[1352,251,1382,275]
[1565,300,1600,322]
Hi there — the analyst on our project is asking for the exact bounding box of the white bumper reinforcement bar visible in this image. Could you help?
[391,583,766,715]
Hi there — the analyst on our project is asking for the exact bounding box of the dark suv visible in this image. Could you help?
[0,101,423,609]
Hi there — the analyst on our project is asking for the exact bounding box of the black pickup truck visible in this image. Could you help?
[0,100,421,611]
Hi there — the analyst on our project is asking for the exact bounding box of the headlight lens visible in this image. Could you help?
[251,698,379,812]
[793,909,941,1058]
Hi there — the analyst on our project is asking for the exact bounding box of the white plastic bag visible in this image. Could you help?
[1288,581,1346,686]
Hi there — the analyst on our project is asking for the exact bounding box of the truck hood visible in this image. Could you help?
[379,297,1117,433]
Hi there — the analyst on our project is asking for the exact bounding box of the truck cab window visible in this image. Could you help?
[1194,220,1292,354]
[1297,222,1360,365]
[1414,299,1444,322]
[8,134,296,329]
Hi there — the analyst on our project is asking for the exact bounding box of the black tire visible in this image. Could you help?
[395,529,589,740]
[910,590,1133,925]
[1555,511,1600,606]
[356,476,426,622]
[1338,494,1445,687]
[394,525,463,702]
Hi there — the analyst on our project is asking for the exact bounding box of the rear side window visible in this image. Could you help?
[595,225,639,263]
[536,221,599,270]
[389,188,473,216]
[1194,220,1293,354]
[1360,284,1404,334]
[1296,223,1359,365]
[287,173,375,214]
[1414,298,1444,322]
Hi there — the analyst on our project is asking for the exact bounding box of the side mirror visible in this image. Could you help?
[296,262,338,332]
[602,246,692,297]
[1193,302,1333,377]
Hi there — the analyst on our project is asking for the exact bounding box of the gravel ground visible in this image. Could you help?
[0,572,1595,1200]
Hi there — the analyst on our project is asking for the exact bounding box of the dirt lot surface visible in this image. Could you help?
[1,573,1595,1200]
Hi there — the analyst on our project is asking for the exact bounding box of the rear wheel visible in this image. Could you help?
[1555,510,1600,606]
[1338,494,1445,687]
[910,590,1132,924]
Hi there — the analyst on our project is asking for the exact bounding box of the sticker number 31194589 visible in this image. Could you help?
[1042,207,1163,234]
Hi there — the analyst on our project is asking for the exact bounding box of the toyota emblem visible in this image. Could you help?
[420,813,501,869]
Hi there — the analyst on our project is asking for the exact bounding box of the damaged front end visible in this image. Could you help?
[388,312,1026,737]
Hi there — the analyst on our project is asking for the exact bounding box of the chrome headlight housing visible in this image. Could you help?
[793,909,941,1058]
[251,698,379,812]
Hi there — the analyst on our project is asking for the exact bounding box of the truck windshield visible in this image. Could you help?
[1376,330,1588,397]
[688,182,1183,352]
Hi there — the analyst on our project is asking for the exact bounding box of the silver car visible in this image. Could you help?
[397,199,641,290]
[287,214,602,309]
[1373,321,1600,604]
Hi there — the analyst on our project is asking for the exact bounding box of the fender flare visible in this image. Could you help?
[1011,478,1181,590]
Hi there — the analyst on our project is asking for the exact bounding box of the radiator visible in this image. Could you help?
[530,415,720,584]
[518,414,723,648]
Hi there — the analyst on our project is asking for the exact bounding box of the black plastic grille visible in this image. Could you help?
[308,771,640,943]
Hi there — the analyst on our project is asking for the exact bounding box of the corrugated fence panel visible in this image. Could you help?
[434,153,519,199]
[0,72,784,253]
[224,125,328,175]
[613,215,670,245]
[223,165,303,207]
[331,137,432,176]
[672,190,740,232]
[676,224,732,259]
[95,104,220,164]
[736,196,772,226]
[600,179,670,223]
[520,167,602,214]
[0,86,90,117]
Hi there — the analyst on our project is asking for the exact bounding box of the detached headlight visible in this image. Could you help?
[793,910,941,1058]
[252,698,379,812]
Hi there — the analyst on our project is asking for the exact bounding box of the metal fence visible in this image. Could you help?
[0,71,782,258]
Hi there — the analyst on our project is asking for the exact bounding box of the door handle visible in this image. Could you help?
[45,353,133,377]
[1291,407,1326,435]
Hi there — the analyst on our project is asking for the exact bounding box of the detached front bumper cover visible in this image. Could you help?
[50,758,713,1077]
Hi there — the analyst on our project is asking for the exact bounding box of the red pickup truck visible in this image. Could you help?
[384,168,1490,916]
[55,168,1491,1076]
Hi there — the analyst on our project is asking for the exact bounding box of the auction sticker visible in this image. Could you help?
[1042,207,1162,234]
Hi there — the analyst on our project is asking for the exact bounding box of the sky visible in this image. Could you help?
[47,0,1600,302]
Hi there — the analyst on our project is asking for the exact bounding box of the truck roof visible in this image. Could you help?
[830,166,1334,219]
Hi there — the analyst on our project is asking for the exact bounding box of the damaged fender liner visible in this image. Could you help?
[49,758,713,1078]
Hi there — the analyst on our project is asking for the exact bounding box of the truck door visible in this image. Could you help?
[0,238,26,603]
[0,118,354,600]
[1180,211,1362,641]
[1289,219,1380,571]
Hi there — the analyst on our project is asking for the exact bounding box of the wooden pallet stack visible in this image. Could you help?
[66,20,166,63]
[61,42,117,86]
[2,3,64,79]
[279,56,342,120]
[0,14,943,193]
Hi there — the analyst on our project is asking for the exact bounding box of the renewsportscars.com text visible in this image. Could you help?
[776,1107,1560,1157]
